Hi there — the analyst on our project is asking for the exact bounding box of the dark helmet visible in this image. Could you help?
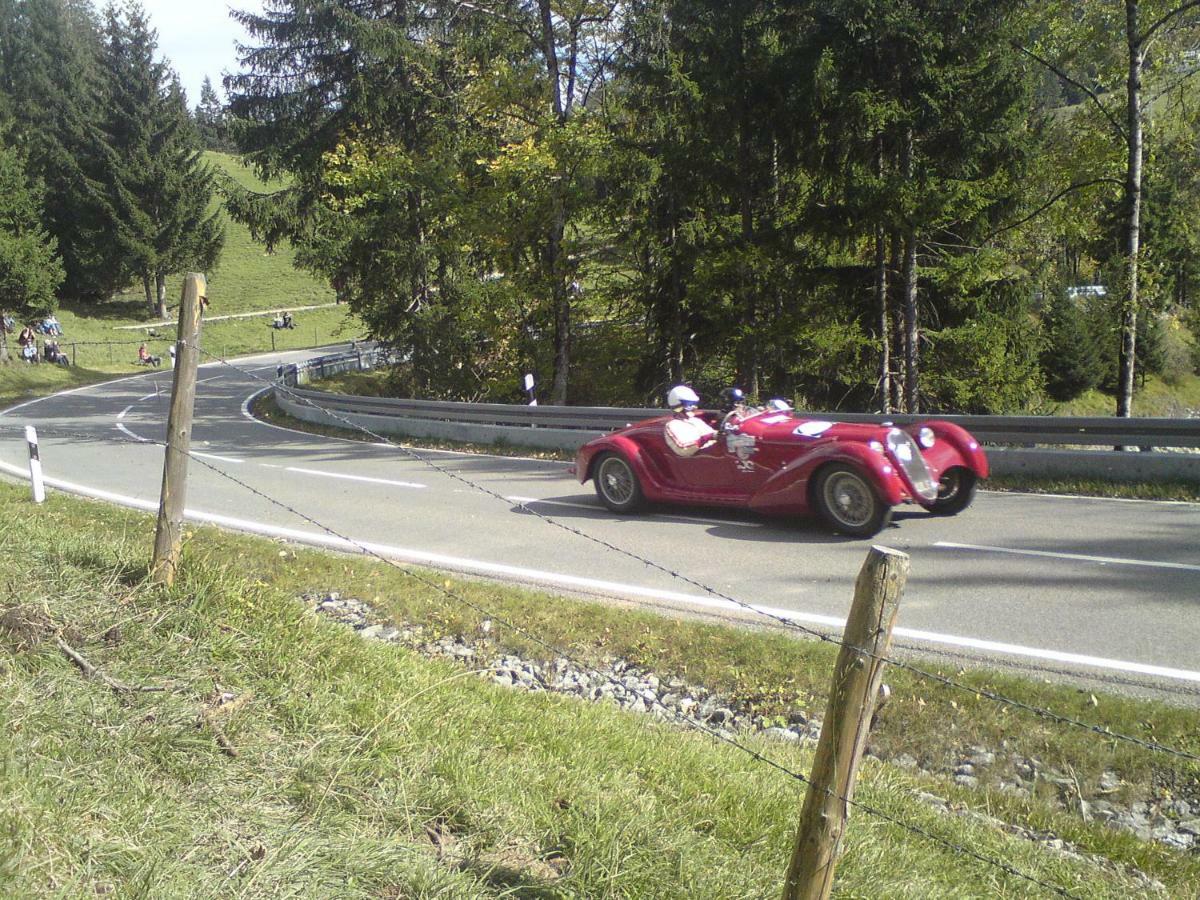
[718,387,746,411]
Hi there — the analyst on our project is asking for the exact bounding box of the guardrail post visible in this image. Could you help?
[25,426,45,503]
[781,546,909,900]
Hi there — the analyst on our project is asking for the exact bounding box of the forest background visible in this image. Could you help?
[4,0,1200,417]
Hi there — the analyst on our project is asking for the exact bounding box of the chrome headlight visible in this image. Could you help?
[917,427,936,449]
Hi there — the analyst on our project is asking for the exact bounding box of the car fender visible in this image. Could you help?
[749,441,907,515]
[576,435,669,498]
[907,421,989,481]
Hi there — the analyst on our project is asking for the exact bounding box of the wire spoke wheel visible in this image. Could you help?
[814,464,890,536]
[594,452,644,513]
[929,466,977,516]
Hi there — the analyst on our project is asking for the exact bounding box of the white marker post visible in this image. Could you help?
[25,425,45,503]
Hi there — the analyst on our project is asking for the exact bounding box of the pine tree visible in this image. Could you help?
[193,75,228,150]
[4,0,118,300]
[0,144,64,361]
[93,2,223,318]
[1040,290,1104,401]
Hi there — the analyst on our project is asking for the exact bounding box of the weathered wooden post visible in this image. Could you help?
[150,273,205,586]
[781,545,910,900]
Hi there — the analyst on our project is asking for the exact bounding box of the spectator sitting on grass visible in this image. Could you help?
[138,343,161,367]
[43,340,68,367]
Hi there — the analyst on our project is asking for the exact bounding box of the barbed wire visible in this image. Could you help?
[73,421,1088,898]
[175,346,1200,766]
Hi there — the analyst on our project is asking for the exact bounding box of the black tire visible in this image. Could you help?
[928,467,977,516]
[593,452,645,514]
[813,464,892,537]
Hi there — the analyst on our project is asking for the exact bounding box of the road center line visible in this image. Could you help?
[935,541,1200,572]
[284,466,426,489]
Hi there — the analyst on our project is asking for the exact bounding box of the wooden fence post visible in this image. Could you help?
[150,273,205,587]
[781,545,910,900]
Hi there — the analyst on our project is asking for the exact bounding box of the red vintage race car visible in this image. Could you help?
[574,402,988,537]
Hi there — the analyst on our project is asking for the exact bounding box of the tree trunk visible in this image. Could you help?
[548,202,570,405]
[874,138,890,414]
[875,224,891,414]
[143,274,155,317]
[902,229,919,413]
[888,230,903,413]
[538,0,572,406]
[1117,0,1144,419]
[155,273,168,320]
[900,128,919,413]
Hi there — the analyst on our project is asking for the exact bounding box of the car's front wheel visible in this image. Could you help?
[928,467,977,516]
[593,452,645,514]
[813,464,892,537]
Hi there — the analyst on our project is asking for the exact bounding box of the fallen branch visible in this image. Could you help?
[55,637,167,694]
[198,708,240,758]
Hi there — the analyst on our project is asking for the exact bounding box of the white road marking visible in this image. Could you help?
[116,423,151,443]
[284,466,426,489]
[193,451,244,464]
[3,457,1198,686]
[936,541,1200,573]
[118,405,132,420]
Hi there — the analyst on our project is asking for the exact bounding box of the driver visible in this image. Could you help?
[664,385,718,457]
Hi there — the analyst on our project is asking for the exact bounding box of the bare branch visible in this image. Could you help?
[1141,0,1200,44]
[1142,64,1200,109]
[56,637,167,694]
[986,177,1122,241]
[1011,42,1126,141]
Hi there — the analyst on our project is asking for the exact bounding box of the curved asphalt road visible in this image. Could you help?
[2,346,1199,701]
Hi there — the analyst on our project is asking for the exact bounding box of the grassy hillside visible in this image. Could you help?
[0,152,361,410]
[1,481,1197,897]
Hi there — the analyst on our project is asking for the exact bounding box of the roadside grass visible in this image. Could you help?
[1,481,1197,897]
[1047,372,1200,418]
[986,472,1200,502]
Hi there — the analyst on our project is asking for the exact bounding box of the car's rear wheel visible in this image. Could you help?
[593,452,644,514]
[928,466,977,516]
[813,464,892,537]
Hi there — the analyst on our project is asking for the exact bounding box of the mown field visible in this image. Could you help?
[1,481,1197,897]
[0,152,362,410]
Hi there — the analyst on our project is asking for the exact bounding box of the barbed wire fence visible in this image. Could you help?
[0,417,1091,898]
[195,348,1200,763]
[5,339,1196,894]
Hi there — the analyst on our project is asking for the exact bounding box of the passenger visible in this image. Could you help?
[664,385,718,457]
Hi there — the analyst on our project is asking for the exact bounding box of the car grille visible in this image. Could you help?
[886,429,937,501]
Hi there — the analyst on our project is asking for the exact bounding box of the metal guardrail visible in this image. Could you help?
[274,349,1200,482]
[279,349,1200,449]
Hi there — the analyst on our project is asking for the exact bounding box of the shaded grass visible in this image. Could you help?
[0,481,1196,897]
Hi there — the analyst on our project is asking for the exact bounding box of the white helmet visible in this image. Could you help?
[666,384,700,411]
